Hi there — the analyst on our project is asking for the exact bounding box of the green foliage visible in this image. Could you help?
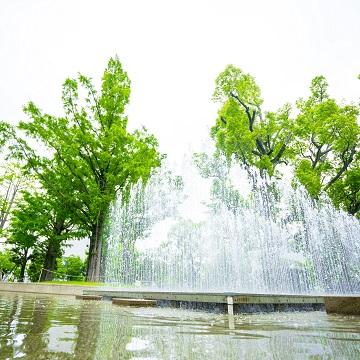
[11,191,76,245]
[211,65,293,177]
[26,251,44,282]
[27,254,86,283]
[294,160,322,198]
[193,152,244,213]
[55,256,86,281]
[7,192,49,281]
[0,163,22,234]
[327,160,360,218]
[16,56,162,280]
[0,250,16,280]
[7,190,80,281]
[211,67,359,217]
[0,124,24,236]
[8,194,43,255]
[213,64,263,106]
[43,280,103,286]
[293,75,359,214]
[0,121,13,150]
[309,75,329,103]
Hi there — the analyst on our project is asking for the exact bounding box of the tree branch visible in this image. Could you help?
[271,133,292,165]
[324,146,356,191]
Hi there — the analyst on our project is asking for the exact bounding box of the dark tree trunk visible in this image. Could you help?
[86,211,106,282]
[40,241,60,281]
[348,201,360,217]
[19,249,28,282]
[40,219,65,282]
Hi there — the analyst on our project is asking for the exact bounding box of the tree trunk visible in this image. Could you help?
[40,241,60,281]
[348,200,360,217]
[0,178,20,232]
[19,249,28,282]
[40,219,65,282]
[86,211,106,282]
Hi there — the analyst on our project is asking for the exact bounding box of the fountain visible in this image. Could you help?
[102,152,360,296]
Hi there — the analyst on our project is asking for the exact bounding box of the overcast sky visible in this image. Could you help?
[1,0,359,160]
[1,0,359,256]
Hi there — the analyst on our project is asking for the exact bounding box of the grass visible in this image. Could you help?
[42,280,104,286]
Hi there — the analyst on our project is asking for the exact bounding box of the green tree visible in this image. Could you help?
[0,162,32,235]
[26,251,45,282]
[327,157,360,218]
[18,57,162,281]
[7,196,42,282]
[0,123,21,235]
[0,121,13,150]
[55,256,86,281]
[0,249,17,280]
[211,65,293,177]
[8,191,81,281]
[293,76,359,214]
[193,152,244,213]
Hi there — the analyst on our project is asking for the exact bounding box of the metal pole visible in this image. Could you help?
[227,296,235,330]
[38,268,43,283]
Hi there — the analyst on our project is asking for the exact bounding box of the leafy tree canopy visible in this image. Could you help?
[55,256,86,281]
[0,249,17,280]
[7,192,44,281]
[16,56,162,280]
[211,66,359,217]
[211,65,293,177]
[293,76,359,211]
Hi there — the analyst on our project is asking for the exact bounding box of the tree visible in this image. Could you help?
[26,251,45,282]
[18,57,162,281]
[327,157,360,218]
[0,163,31,235]
[0,168,21,233]
[7,189,81,281]
[0,123,21,235]
[7,195,42,282]
[193,152,244,213]
[54,256,86,281]
[293,76,359,214]
[0,249,17,280]
[211,67,360,217]
[211,65,293,177]
[7,153,87,281]
[0,121,13,150]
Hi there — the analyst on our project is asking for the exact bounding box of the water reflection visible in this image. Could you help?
[0,292,359,359]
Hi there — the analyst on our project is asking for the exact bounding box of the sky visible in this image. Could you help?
[1,0,359,159]
[0,0,359,256]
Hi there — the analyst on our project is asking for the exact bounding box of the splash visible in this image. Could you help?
[102,154,360,294]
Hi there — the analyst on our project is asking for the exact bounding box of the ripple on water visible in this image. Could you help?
[0,292,359,359]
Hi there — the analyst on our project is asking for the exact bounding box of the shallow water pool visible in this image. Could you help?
[0,292,359,359]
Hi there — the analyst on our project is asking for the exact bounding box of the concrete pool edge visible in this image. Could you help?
[324,296,360,315]
[1,283,359,315]
[0,282,97,296]
[81,289,360,315]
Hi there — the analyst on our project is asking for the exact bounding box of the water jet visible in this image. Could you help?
[99,155,360,313]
